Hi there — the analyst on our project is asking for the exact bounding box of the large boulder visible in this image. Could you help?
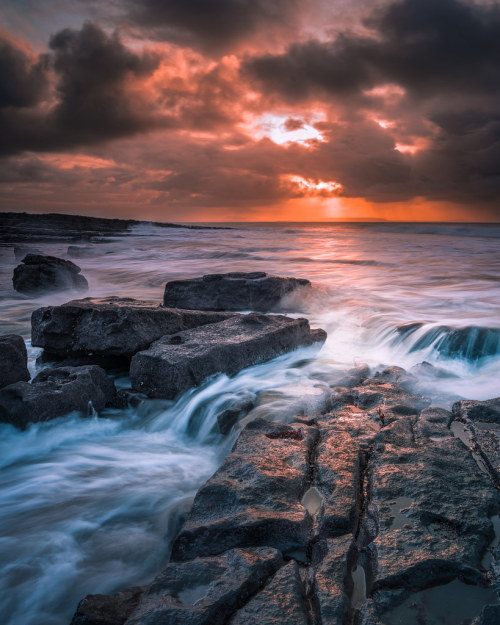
[31,297,236,358]
[0,334,30,389]
[13,254,88,296]
[130,313,327,399]
[0,365,116,428]
[163,272,311,311]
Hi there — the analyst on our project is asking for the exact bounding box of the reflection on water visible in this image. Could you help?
[0,222,499,624]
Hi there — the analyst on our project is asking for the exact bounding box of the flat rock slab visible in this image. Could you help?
[130,313,326,399]
[171,419,318,562]
[13,254,88,295]
[32,297,235,358]
[0,334,30,389]
[163,272,311,311]
[125,547,283,625]
[228,561,308,625]
[370,409,496,591]
[0,365,116,428]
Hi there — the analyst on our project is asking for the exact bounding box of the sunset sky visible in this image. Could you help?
[1,0,500,222]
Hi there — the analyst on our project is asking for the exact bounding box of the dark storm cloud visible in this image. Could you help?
[0,37,49,108]
[244,0,500,209]
[0,22,162,156]
[125,0,299,53]
[247,0,500,100]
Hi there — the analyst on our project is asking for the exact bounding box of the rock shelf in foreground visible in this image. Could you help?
[163,272,311,311]
[130,313,326,399]
[70,372,500,625]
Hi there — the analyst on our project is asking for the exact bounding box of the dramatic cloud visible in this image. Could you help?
[0,23,162,155]
[0,0,499,220]
[125,0,301,53]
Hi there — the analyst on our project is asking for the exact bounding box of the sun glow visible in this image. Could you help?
[249,112,326,146]
[287,175,343,195]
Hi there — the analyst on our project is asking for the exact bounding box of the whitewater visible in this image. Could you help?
[0,221,499,624]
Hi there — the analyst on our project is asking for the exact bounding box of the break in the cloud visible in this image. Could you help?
[0,0,499,221]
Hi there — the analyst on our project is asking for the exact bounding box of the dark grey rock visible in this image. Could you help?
[410,360,459,380]
[130,313,327,399]
[217,392,256,435]
[315,536,353,624]
[351,378,431,422]
[228,561,308,625]
[370,411,496,591]
[163,272,311,311]
[373,366,416,389]
[0,365,116,428]
[171,419,317,562]
[124,547,283,625]
[335,364,371,388]
[0,334,30,389]
[70,587,143,625]
[13,254,88,296]
[31,297,235,358]
[453,397,500,424]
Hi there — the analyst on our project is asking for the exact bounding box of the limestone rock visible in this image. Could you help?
[163,272,311,312]
[13,254,88,296]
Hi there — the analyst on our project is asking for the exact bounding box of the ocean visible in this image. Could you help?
[1,221,499,624]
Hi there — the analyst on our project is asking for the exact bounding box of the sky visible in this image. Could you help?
[0,0,499,222]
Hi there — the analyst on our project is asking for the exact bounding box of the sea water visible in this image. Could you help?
[0,221,499,624]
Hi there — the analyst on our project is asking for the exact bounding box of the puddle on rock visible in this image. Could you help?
[388,497,413,529]
[481,514,500,570]
[450,421,490,477]
[301,486,323,516]
[351,565,367,610]
[178,583,211,605]
[382,578,498,625]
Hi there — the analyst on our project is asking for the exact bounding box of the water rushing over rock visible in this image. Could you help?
[1,220,500,624]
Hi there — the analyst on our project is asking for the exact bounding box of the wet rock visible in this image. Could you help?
[314,410,375,537]
[314,536,353,623]
[67,245,97,259]
[13,254,88,296]
[130,313,327,399]
[170,419,318,562]
[163,272,311,312]
[475,604,500,625]
[453,397,500,424]
[0,334,30,389]
[217,392,256,435]
[335,364,371,388]
[373,366,416,389]
[31,297,235,358]
[410,360,459,380]
[125,547,283,625]
[370,412,497,591]
[351,378,430,422]
[228,561,308,625]
[70,587,143,625]
[0,365,116,428]
[14,246,43,260]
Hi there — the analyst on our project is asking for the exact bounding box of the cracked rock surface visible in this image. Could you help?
[70,369,500,625]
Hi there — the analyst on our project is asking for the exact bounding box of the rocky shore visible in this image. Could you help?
[1,265,499,624]
[70,372,500,625]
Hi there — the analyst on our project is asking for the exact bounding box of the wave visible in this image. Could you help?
[391,323,500,362]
